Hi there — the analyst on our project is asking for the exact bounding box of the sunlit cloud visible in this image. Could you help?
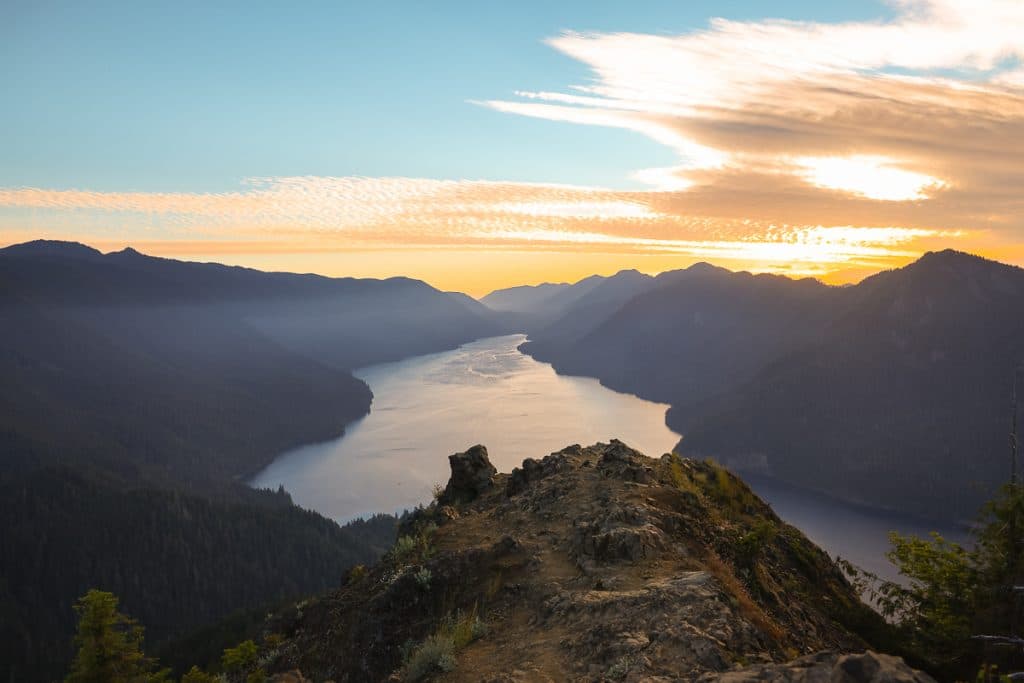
[794,156,946,201]
[3,0,1024,287]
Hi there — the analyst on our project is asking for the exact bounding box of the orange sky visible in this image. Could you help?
[3,0,1024,295]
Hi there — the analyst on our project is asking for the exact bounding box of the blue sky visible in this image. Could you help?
[4,0,1022,295]
[1,0,891,193]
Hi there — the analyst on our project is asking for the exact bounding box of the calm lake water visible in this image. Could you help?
[252,334,968,582]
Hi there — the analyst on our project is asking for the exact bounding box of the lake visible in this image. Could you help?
[252,334,968,582]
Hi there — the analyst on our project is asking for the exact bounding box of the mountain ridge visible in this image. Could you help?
[258,441,931,682]
[517,250,1024,522]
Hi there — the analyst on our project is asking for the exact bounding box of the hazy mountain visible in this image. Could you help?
[1,240,502,371]
[0,240,500,681]
[524,262,832,408]
[520,252,1024,522]
[480,281,579,312]
[678,250,1024,521]
[482,269,657,336]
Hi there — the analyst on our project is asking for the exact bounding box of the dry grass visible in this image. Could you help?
[703,549,786,645]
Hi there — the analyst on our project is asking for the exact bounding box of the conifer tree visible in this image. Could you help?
[65,589,169,683]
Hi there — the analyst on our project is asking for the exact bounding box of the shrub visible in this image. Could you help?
[736,519,778,566]
[391,535,418,563]
[414,567,432,590]
[347,564,368,585]
[404,635,456,681]
[222,640,258,673]
[606,655,633,680]
[181,666,218,683]
[390,523,438,567]
[402,608,486,681]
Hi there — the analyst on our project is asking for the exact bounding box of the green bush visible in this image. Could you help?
[402,608,486,681]
[347,564,368,585]
[222,640,258,672]
[414,567,432,590]
[404,635,456,681]
[181,666,218,683]
[736,520,778,566]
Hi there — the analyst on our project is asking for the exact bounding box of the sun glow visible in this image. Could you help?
[795,156,945,201]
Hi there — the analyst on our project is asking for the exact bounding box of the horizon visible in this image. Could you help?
[4,1,1024,294]
[2,236,1006,298]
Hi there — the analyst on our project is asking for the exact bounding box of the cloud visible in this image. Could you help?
[3,0,1023,281]
[480,0,1024,243]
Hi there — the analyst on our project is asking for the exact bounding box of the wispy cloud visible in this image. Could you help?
[480,0,1024,240]
[2,0,1023,282]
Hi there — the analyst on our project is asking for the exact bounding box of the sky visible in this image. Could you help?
[3,0,1024,295]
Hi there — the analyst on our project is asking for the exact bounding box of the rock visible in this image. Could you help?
[438,444,497,505]
[700,650,936,682]
[266,442,913,682]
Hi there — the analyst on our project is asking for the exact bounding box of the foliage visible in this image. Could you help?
[222,640,258,673]
[664,453,688,491]
[180,666,219,683]
[402,608,486,681]
[0,467,396,682]
[347,564,368,585]
[389,522,438,567]
[606,655,634,681]
[692,460,760,520]
[403,635,456,681]
[841,481,1024,678]
[414,567,433,590]
[64,589,169,683]
[391,536,419,563]
[736,519,778,567]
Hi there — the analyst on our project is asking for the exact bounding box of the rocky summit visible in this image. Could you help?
[264,441,932,682]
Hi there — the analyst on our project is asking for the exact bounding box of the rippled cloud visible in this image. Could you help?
[3,0,1024,282]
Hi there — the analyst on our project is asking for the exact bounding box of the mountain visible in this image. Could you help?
[0,467,396,682]
[678,250,1024,521]
[480,271,648,331]
[249,442,931,682]
[480,281,581,313]
[1,240,502,371]
[0,240,501,488]
[519,252,1024,522]
[0,240,501,681]
[524,263,831,408]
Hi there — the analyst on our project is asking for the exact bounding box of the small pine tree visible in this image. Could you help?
[65,589,169,683]
[222,639,263,681]
[180,665,218,683]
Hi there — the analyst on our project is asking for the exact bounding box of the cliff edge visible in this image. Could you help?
[264,441,930,682]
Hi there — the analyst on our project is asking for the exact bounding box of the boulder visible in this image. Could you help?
[438,444,497,505]
[702,650,937,682]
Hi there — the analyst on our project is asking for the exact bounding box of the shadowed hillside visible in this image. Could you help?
[0,240,500,681]
[515,252,1024,522]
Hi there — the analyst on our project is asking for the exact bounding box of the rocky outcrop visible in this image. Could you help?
[701,650,936,682]
[437,445,496,506]
[265,441,928,682]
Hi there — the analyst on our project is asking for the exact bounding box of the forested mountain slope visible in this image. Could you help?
[0,240,504,681]
[519,252,1024,522]
[0,467,396,682]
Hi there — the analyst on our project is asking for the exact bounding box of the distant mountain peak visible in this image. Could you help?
[897,249,1022,286]
[0,239,102,259]
[686,261,729,275]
